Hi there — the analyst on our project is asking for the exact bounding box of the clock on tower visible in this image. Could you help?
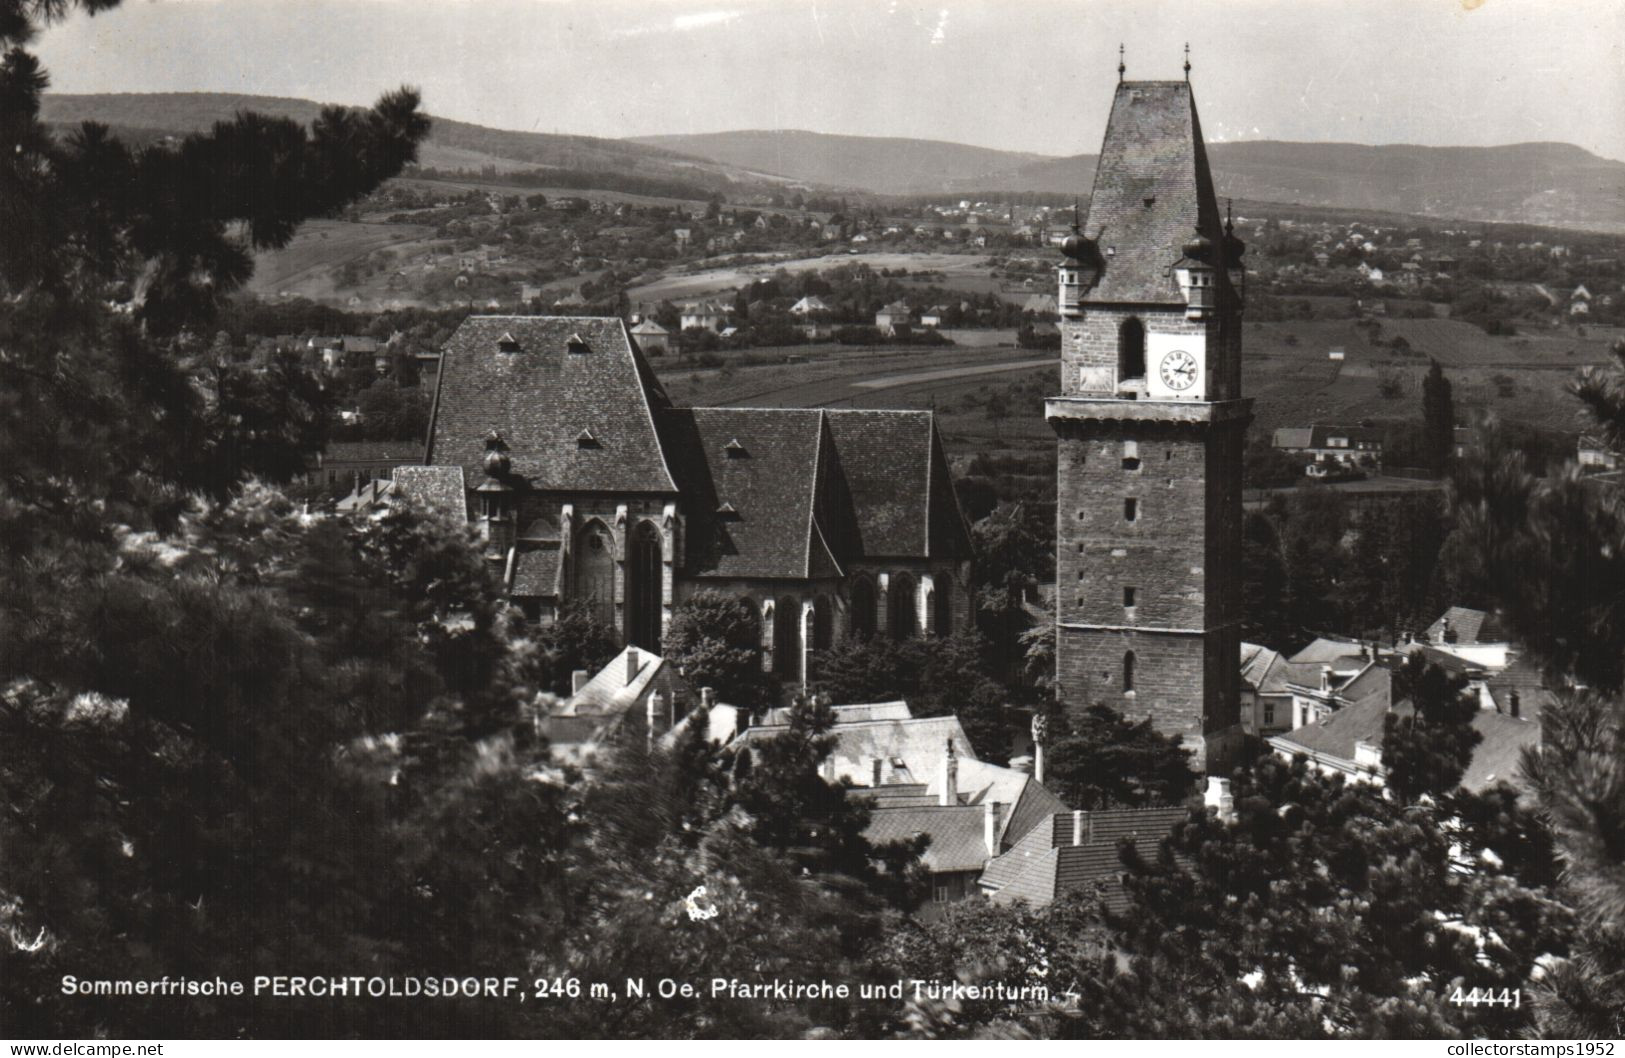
[1047,74,1250,773]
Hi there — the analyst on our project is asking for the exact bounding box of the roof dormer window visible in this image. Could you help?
[566,334,590,354]
[497,331,520,352]
[576,428,599,448]
[724,438,748,458]
[716,501,739,517]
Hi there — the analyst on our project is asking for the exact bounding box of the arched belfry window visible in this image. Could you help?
[1118,317,1146,386]
[1123,650,1137,694]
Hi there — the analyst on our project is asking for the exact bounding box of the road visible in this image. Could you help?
[850,357,1058,391]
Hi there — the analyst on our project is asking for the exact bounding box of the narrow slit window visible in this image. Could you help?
[1124,498,1138,522]
[1123,586,1136,608]
[1123,651,1136,693]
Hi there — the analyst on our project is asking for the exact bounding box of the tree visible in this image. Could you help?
[662,590,771,703]
[1423,359,1455,476]
[533,597,619,695]
[356,379,429,442]
[1039,704,1196,810]
[813,634,1011,761]
[1382,655,1481,804]
[1239,511,1293,649]
[1106,755,1570,1038]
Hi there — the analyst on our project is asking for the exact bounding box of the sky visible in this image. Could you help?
[32,0,1625,161]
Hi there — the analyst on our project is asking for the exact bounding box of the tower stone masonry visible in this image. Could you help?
[1047,78,1250,772]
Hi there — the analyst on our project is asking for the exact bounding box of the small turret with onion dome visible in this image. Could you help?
[1057,206,1102,315]
[1176,226,1218,320]
[1223,201,1246,311]
[476,428,516,559]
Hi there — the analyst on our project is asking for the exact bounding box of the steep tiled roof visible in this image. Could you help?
[425,316,677,494]
[825,410,970,560]
[1461,711,1540,791]
[1080,81,1229,304]
[758,701,912,725]
[1272,692,1391,761]
[864,804,993,873]
[983,806,1185,910]
[554,646,666,718]
[1240,643,1292,695]
[660,407,844,580]
[1426,606,1507,645]
[1272,428,1314,449]
[738,714,974,788]
[392,465,467,520]
[511,547,561,598]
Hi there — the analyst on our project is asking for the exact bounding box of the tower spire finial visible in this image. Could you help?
[1118,43,1125,83]
[1184,42,1191,81]
[1225,197,1234,235]
[1072,197,1081,232]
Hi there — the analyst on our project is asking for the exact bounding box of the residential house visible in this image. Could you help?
[978,804,1188,911]
[1239,643,1293,737]
[679,301,726,332]
[629,318,673,356]
[1271,424,1383,469]
[308,440,423,494]
[875,300,913,336]
[538,645,696,763]
[789,295,832,317]
[1579,435,1619,471]
[920,306,948,329]
[1280,638,1393,729]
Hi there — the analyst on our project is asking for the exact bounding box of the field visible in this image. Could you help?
[625,251,1000,304]
[248,219,439,303]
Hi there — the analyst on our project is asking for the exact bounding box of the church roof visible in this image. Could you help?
[425,316,678,494]
[824,410,970,560]
[1080,81,1229,304]
[660,407,846,581]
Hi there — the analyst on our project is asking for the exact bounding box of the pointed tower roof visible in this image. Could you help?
[1080,81,1226,304]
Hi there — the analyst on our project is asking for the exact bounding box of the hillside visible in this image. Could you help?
[39,92,791,194]
[636,128,1625,233]
[629,129,1047,195]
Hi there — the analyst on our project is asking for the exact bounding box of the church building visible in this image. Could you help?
[397,315,974,687]
[1047,71,1250,770]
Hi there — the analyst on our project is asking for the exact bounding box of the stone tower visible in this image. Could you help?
[1046,78,1249,771]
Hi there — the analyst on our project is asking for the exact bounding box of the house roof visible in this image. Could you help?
[1483,655,1558,723]
[1272,427,1314,449]
[877,300,911,316]
[982,806,1187,911]
[865,804,994,873]
[629,319,669,335]
[659,407,845,580]
[1461,710,1540,791]
[1239,642,1292,695]
[1271,691,1391,762]
[1426,606,1507,645]
[425,316,678,495]
[1079,81,1231,305]
[758,701,912,725]
[740,714,974,788]
[553,645,668,718]
[391,465,467,519]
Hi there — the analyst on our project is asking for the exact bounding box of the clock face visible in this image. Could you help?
[1159,349,1198,391]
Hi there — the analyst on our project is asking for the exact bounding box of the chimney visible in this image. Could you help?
[626,647,640,686]
[1204,777,1236,823]
[1072,809,1084,846]
[940,738,958,806]
[984,801,1001,856]
[646,691,662,749]
[1509,690,1521,719]
[700,686,716,710]
[1320,664,1333,692]
[571,669,590,695]
[872,758,883,787]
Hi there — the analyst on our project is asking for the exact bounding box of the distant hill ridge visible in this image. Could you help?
[40,94,1625,231]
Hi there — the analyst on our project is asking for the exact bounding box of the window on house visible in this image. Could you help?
[1124,498,1138,522]
[1123,651,1136,693]
[932,880,951,904]
[1263,703,1276,726]
[1123,586,1136,608]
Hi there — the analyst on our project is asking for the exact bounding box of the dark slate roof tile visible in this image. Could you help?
[824,410,969,559]
[392,465,467,520]
[1080,81,1230,305]
[425,316,677,494]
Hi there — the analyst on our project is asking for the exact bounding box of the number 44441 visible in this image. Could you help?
[1450,987,1521,1008]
